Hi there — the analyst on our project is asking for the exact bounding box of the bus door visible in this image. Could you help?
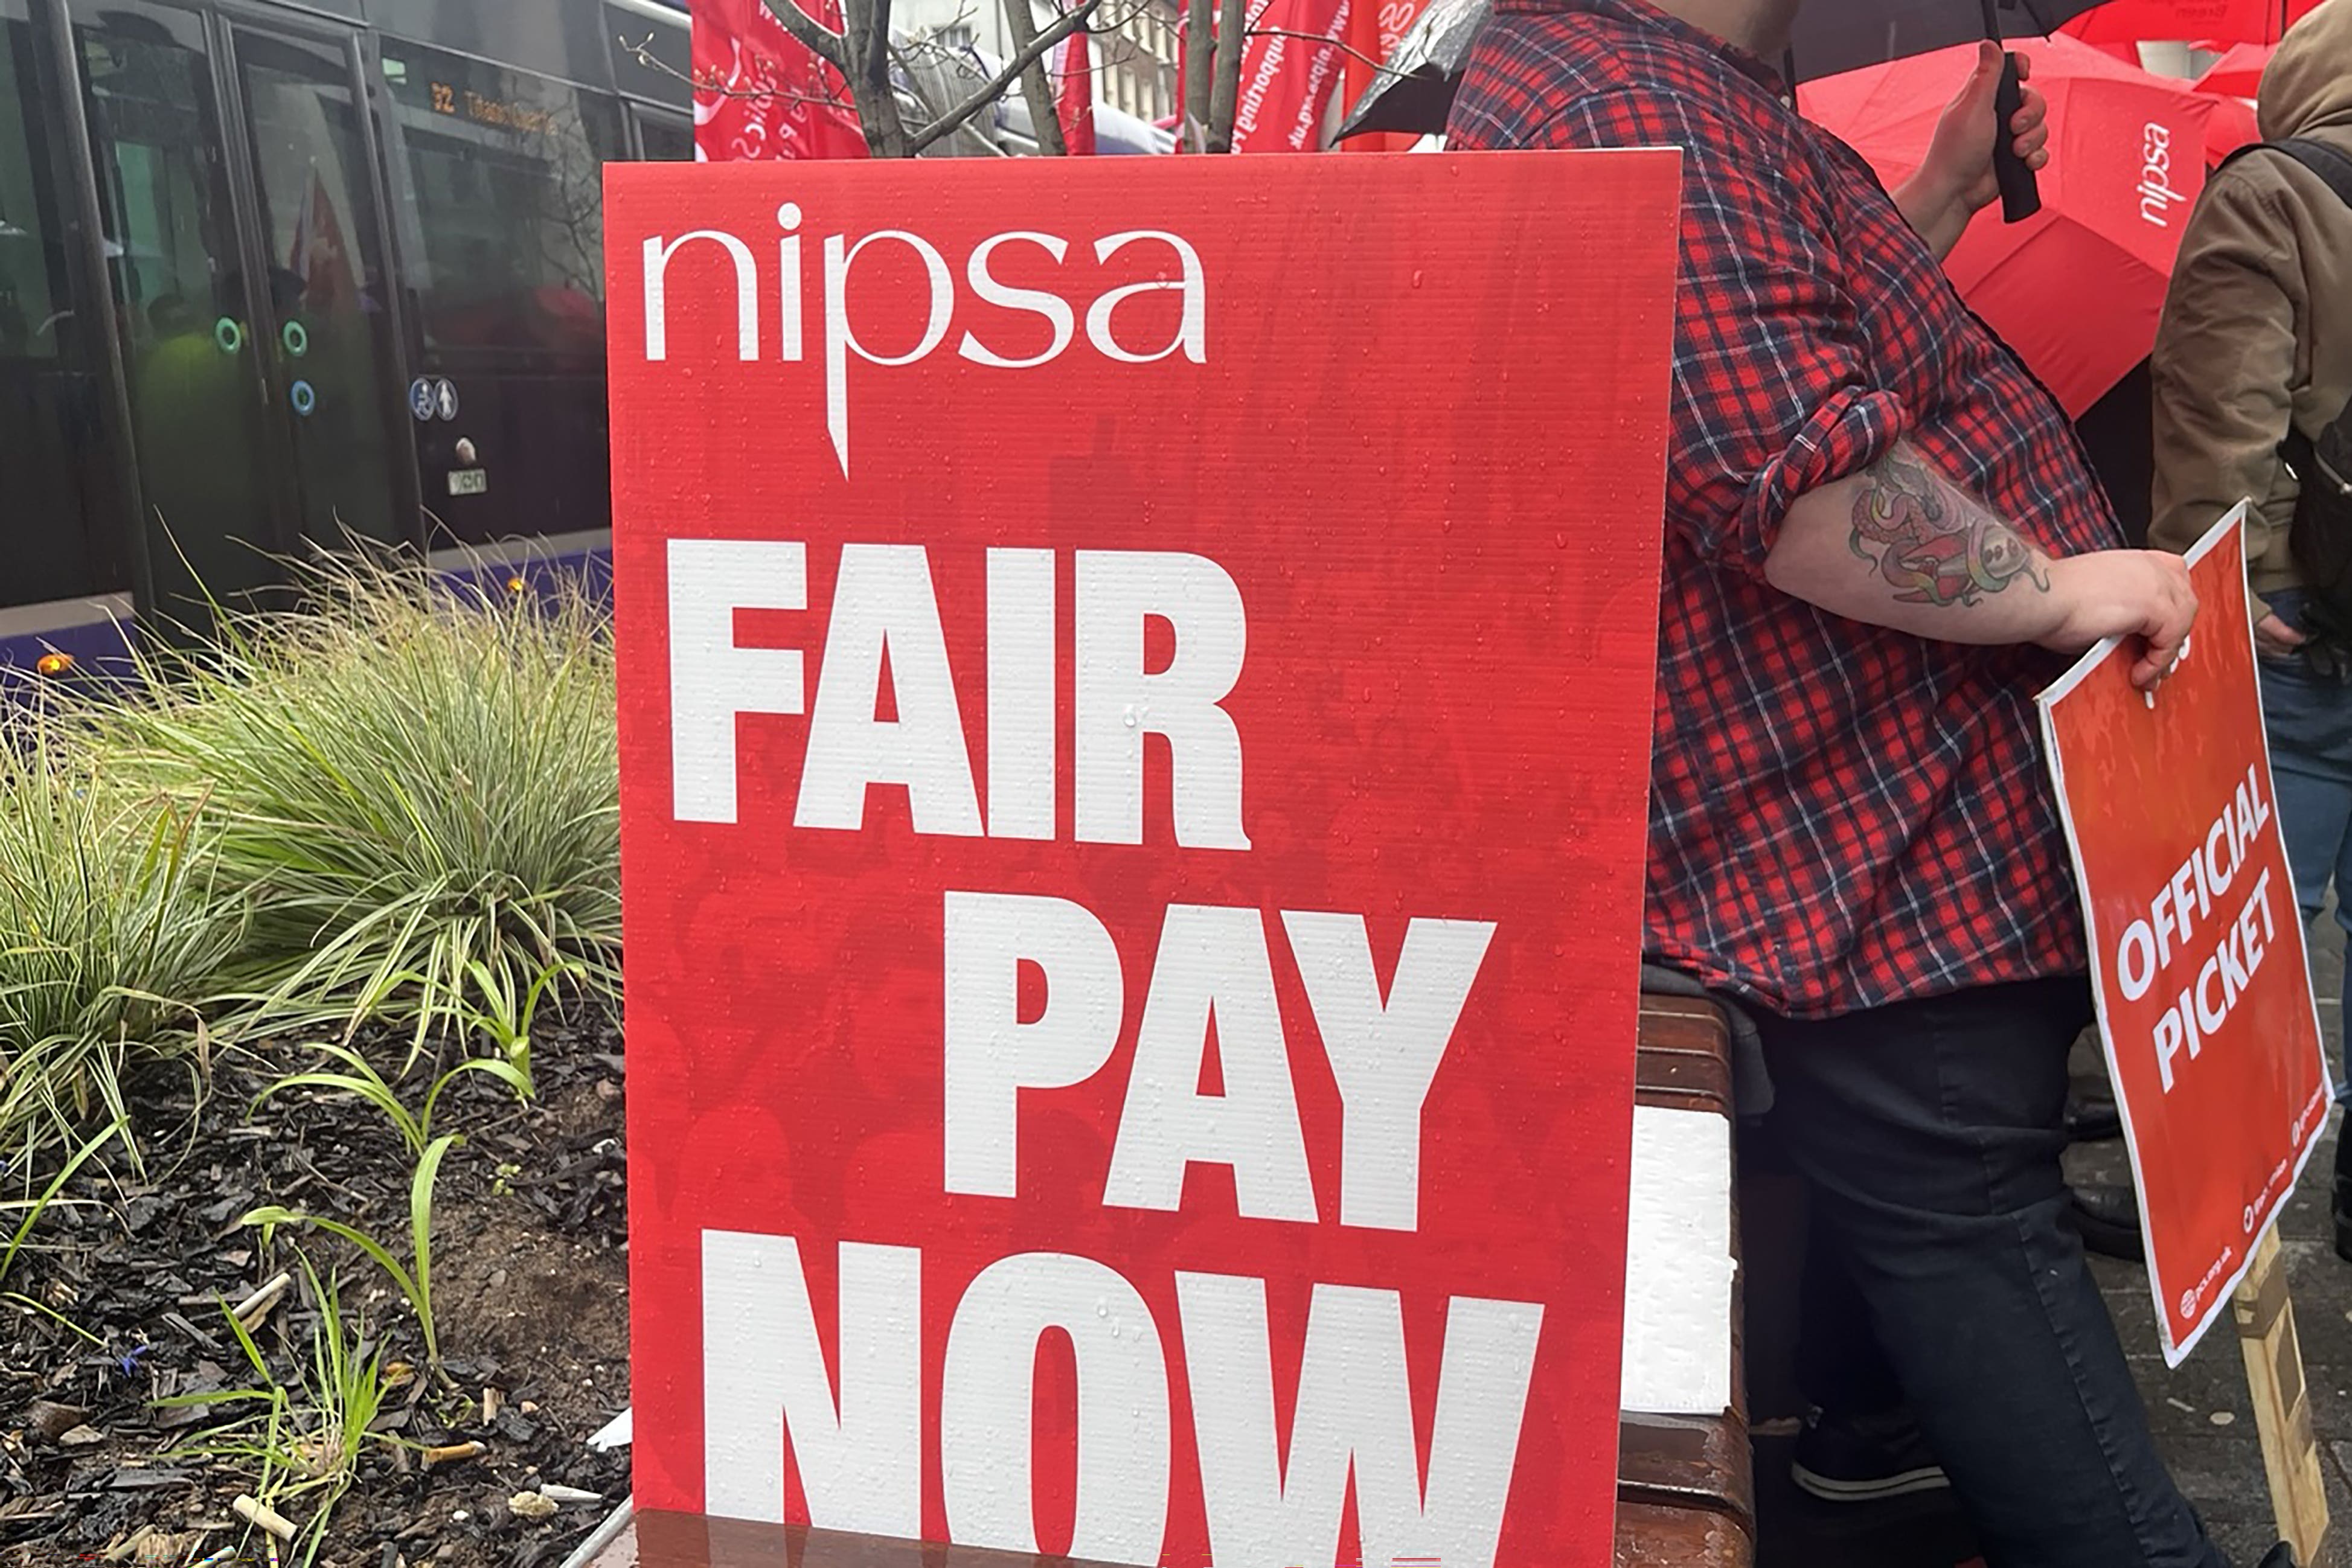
[73,0,415,622]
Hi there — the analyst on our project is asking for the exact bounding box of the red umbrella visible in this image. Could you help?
[2062,0,2318,45]
[2195,41,2274,95]
[1801,34,2260,415]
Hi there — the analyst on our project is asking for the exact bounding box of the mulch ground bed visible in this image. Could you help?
[0,1013,632,1568]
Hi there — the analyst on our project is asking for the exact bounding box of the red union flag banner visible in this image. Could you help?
[2039,509,2333,1366]
[1227,0,1351,152]
[604,154,1680,1564]
[693,0,867,162]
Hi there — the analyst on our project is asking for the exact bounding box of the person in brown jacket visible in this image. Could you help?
[2151,0,2352,1255]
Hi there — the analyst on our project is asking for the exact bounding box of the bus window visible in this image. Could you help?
[378,40,626,545]
[80,2,285,613]
[378,41,622,369]
[0,4,129,610]
[635,110,691,162]
[234,28,407,551]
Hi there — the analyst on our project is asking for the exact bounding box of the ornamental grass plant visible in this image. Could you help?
[85,552,621,1059]
[0,719,243,1165]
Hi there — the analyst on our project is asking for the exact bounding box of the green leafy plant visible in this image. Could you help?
[243,1023,537,1374]
[0,720,242,1162]
[86,549,618,1060]
[253,1042,528,1159]
[243,1132,458,1371]
[455,955,583,1093]
[0,1116,127,1285]
[161,1260,400,1564]
[2,1289,106,1349]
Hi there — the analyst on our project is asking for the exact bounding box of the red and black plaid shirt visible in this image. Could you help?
[1449,0,2127,1018]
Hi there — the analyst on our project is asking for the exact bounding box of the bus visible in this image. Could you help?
[0,0,694,670]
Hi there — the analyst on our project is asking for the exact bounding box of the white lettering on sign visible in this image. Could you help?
[795,544,982,836]
[821,228,954,479]
[665,543,1249,847]
[984,548,1057,840]
[940,1253,1170,1561]
[642,229,759,362]
[2150,866,2278,1092]
[2140,122,2184,228]
[639,206,1206,476]
[943,891,1125,1199]
[1176,1273,1540,1568]
[700,1232,920,1532]
[668,539,805,825]
[2109,765,2282,1091]
[960,233,1077,369]
[1086,232,1210,366]
[1102,903,1318,1221]
[1282,912,1498,1231]
[943,894,1493,1225]
[670,533,1533,1558]
[700,1237,1542,1566]
[1075,550,1251,850]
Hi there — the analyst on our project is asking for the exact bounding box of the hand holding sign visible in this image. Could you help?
[2038,507,2331,1365]
[2036,550,2199,691]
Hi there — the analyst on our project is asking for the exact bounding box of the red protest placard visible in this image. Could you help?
[605,153,1680,1565]
[2039,509,2333,1365]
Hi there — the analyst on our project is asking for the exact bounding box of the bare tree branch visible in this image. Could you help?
[759,0,850,71]
[1242,25,1408,77]
[622,35,861,110]
[905,0,1104,154]
[1002,0,1071,155]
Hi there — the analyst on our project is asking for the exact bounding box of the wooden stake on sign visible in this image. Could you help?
[2231,1223,2329,1563]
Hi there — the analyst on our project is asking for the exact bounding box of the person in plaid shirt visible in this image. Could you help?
[1447,4,2284,1566]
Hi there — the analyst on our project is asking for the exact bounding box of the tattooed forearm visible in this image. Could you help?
[1847,449,2050,607]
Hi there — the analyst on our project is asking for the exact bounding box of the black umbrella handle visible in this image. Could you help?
[1993,50,2042,223]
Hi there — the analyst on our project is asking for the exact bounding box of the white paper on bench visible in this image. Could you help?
[1620,1103,1737,1416]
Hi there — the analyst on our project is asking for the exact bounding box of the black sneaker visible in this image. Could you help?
[2258,1544,2296,1568]
[1790,1406,1952,1503]
[2065,1091,2124,1143]
[2068,1180,2147,1264]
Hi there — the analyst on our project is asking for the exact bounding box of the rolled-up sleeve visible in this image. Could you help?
[1529,91,1908,575]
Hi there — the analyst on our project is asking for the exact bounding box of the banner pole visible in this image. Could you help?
[2231,1221,2329,1563]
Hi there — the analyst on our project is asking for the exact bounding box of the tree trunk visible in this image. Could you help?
[1203,0,1247,152]
[1001,0,1069,155]
[1182,0,1214,152]
[843,0,914,156]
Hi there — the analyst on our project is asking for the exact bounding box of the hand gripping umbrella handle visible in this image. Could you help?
[1992,50,2042,223]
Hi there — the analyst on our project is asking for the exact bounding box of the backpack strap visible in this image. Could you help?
[2217,137,2352,210]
